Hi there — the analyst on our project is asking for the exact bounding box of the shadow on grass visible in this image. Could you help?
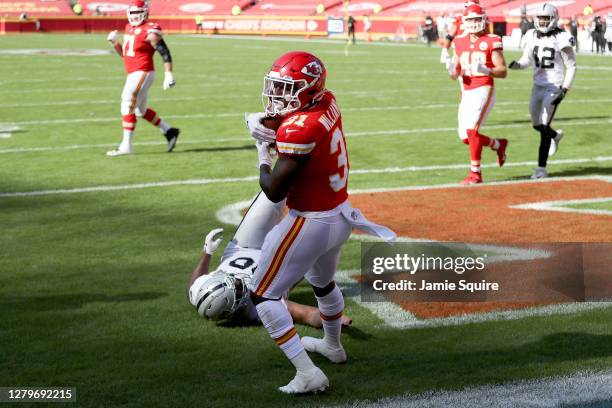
[492,115,611,126]
[149,145,254,154]
[503,165,612,180]
[0,291,167,312]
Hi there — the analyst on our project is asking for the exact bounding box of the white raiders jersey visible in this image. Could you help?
[521,29,575,87]
[217,240,259,279]
[188,241,261,322]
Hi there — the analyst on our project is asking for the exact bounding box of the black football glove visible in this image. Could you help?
[508,60,520,69]
[552,87,568,106]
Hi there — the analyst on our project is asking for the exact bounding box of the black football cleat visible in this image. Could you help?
[165,128,180,152]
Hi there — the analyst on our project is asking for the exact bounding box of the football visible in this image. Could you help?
[261,116,282,131]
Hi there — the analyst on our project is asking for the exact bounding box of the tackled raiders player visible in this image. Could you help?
[187,192,352,328]
[509,3,577,179]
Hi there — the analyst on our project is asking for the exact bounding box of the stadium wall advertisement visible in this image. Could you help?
[0,14,430,38]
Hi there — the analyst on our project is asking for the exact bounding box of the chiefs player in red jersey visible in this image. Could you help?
[105,0,179,157]
[245,52,395,394]
[448,5,509,184]
[440,0,479,66]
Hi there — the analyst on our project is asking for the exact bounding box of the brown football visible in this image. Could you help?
[261,116,282,131]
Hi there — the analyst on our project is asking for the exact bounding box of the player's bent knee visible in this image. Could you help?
[312,281,336,297]
[533,124,544,132]
[249,291,278,306]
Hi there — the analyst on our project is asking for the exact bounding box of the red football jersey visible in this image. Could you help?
[453,33,503,90]
[275,91,349,212]
[122,22,162,73]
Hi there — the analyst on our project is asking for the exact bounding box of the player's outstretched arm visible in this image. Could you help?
[489,50,508,78]
[259,154,301,203]
[147,32,175,89]
[107,30,122,57]
[509,45,531,70]
[188,228,223,288]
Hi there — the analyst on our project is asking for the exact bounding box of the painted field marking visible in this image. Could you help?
[1,168,610,198]
[511,197,612,216]
[331,370,612,408]
[214,176,612,330]
[0,126,19,139]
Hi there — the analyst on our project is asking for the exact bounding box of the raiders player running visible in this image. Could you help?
[509,3,577,179]
[187,191,352,328]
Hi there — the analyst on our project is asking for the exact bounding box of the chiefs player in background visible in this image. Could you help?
[246,52,395,393]
[448,5,508,184]
[440,0,480,65]
[105,0,179,157]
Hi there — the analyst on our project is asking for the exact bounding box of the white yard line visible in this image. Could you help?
[511,197,612,216]
[1,110,610,128]
[331,370,612,408]
[1,166,610,199]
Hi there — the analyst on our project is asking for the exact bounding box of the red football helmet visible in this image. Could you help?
[127,0,148,27]
[262,51,327,116]
[463,4,487,34]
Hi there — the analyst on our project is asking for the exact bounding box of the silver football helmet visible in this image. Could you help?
[191,271,251,320]
[534,3,559,34]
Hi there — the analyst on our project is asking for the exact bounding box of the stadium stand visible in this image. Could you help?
[1,0,610,38]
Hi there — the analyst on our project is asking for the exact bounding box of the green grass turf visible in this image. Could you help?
[565,200,612,211]
[0,34,611,407]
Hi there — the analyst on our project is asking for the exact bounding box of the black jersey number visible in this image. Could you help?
[229,257,255,270]
[533,46,555,69]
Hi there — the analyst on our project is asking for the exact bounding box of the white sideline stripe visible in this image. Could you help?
[0,176,258,198]
[2,112,611,130]
[511,197,612,216]
[1,168,610,199]
[332,370,612,408]
[0,138,251,154]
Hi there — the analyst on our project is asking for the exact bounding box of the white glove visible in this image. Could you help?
[447,62,458,78]
[245,112,277,144]
[256,141,274,168]
[107,30,118,43]
[440,47,450,64]
[204,228,223,255]
[163,71,176,90]
[474,62,491,76]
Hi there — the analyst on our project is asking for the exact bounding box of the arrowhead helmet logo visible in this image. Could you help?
[301,61,323,78]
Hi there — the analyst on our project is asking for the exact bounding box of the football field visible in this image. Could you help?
[1,34,612,407]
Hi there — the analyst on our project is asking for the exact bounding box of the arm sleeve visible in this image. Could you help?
[155,38,172,63]
[560,47,577,90]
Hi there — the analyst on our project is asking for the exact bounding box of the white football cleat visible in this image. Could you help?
[549,129,564,156]
[278,367,329,394]
[106,147,133,157]
[301,337,347,363]
[531,167,548,179]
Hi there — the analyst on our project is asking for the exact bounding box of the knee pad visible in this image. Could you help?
[312,281,336,298]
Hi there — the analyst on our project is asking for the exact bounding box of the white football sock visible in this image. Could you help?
[158,120,171,134]
[255,299,306,361]
[316,285,344,349]
[290,350,317,373]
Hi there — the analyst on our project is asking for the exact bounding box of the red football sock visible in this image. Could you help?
[143,108,161,126]
[122,114,137,132]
